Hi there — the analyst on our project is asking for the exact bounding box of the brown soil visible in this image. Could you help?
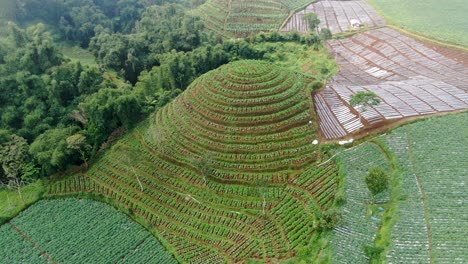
[320,109,468,143]
[391,26,468,67]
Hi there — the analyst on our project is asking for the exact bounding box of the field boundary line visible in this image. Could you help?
[10,223,57,264]
[387,25,468,52]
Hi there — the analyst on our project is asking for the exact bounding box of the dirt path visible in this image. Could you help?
[10,223,57,264]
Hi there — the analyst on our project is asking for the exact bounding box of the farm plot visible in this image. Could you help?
[330,143,390,263]
[49,61,340,263]
[1,199,177,264]
[282,0,385,34]
[369,0,468,47]
[0,0,16,21]
[197,0,314,37]
[383,113,468,263]
[316,27,468,139]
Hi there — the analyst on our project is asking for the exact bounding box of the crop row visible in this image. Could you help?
[330,143,391,263]
[161,101,313,145]
[155,111,314,145]
[86,166,261,258]
[10,199,177,264]
[155,114,318,172]
[188,81,305,115]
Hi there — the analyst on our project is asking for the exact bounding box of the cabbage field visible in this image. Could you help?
[369,0,468,47]
[0,199,177,264]
[331,113,468,263]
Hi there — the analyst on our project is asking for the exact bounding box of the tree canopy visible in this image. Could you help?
[365,167,390,201]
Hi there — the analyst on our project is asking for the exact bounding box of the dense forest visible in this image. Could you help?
[0,0,325,186]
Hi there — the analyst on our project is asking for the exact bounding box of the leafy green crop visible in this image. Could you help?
[369,0,468,47]
[1,198,177,264]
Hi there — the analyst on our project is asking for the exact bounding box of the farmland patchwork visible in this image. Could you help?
[282,0,385,34]
[316,28,468,139]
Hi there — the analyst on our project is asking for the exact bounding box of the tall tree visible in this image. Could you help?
[0,135,29,199]
[349,91,381,121]
[365,167,389,203]
[66,134,91,169]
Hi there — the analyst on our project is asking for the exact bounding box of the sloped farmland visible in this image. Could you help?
[49,61,340,263]
[282,0,385,34]
[315,28,468,139]
[197,0,314,37]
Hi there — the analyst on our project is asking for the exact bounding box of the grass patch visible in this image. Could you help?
[254,42,339,81]
[60,44,97,66]
[0,180,45,224]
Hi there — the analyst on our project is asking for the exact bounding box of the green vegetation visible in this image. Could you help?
[329,113,468,263]
[196,0,315,37]
[252,40,338,81]
[0,7,334,198]
[0,0,16,22]
[383,113,468,262]
[365,167,389,202]
[0,180,44,223]
[330,143,391,263]
[59,44,97,66]
[49,60,340,263]
[369,0,468,47]
[0,198,177,263]
[350,91,381,120]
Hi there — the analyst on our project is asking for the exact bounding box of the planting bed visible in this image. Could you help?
[0,0,15,21]
[383,113,468,263]
[197,0,314,37]
[0,199,177,264]
[49,61,340,263]
[282,0,385,34]
[315,28,468,139]
[331,113,468,263]
[330,143,390,263]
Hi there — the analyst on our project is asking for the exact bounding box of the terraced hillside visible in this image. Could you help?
[0,199,177,263]
[0,0,16,21]
[49,61,340,263]
[196,0,314,37]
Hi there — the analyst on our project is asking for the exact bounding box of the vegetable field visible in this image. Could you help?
[49,60,340,263]
[315,28,468,139]
[332,113,468,263]
[384,113,468,263]
[0,199,177,264]
[331,143,390,263]
[369,0,468,47]
[282,0,385,34]
[196,0,314,37]
[0,0,16,21]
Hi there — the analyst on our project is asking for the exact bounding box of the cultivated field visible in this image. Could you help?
[369,0,468,47]
[383,113,468,263]
[329,113,467,263]
[330,143,390,262]
[282,0,385,34]
[49,61,340,263]
[0,0,15,21]
[0,199,177,263]
[315,28,468,139]
[197,0,314,37]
